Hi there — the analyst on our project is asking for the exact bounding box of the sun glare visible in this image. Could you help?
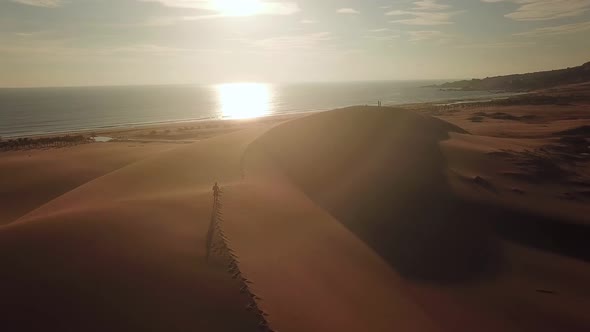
[217,83,272,119]
[212,0,263,16]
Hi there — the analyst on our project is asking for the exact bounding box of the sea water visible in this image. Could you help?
[0,81,514,138]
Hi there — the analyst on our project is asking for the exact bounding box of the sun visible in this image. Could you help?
[211,0,264,16]
[217,83,272,119]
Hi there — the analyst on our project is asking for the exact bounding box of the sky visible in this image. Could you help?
[1,0,590,87]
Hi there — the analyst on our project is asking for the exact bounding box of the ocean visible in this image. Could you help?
[0,81,512,138]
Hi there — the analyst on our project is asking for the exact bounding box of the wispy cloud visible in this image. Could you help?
[301,19,316,24]
[407,30,452,43]
[140,0,300,17]
[482,0,590,21]
[105,44,190,56]
[387,10,460,25]
[514,20,590,36]
[365,28,399,40]
[250,32,332,50]
[386,1,462,25]
[369,28,391,32]
[413,0,450,11]
[14,30,53,37]
[337,8,360,14]
[0,42,197,58]
[364,34,401,41]
[457,41,536,48]
[10,0,62,7]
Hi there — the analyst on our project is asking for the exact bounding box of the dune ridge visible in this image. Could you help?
[0,143,176,225]
[1,106,589,331]
[246,106,498,282]
[236,106,590,331]
[0,128,269,331]
[206,192,276,331]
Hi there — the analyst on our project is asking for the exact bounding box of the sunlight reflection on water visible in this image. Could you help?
[216,83,273,119]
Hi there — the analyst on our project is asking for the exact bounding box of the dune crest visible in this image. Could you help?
[2,106,589,331]
[245,106,499,283]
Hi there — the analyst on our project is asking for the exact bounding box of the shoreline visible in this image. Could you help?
[0,111,314,150]
[2,87,590,331]
[1,93,524,140]
[2,110,312,141]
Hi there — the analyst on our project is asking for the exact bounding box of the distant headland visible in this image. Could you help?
[429,61,590,92]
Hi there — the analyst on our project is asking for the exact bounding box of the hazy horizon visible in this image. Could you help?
[0,78,453,90]
[2,0,590,88]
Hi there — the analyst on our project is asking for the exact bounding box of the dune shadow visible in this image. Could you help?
[490,206,590,262]
[248,107,503,283]
[250,107,590,282]
[339,173,503,283]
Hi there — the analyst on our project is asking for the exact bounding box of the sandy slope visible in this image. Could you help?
[241,106,590,331]
[1,106,589,331]
[442,132,590,224]
[0,129,266,331]
[221,180,439,332]
[0,143,175,225]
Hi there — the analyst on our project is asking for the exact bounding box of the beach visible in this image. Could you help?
[0,81,518,138]
[1,83,590,331]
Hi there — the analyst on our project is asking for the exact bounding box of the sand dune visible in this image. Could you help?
[0,143,174,225]
[240,106,590,331]
[221,180,439,332]
[1,106,589,331]
[0,129,267,331]
[247,107,497,282]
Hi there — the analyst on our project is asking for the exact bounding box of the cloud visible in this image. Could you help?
[386,1,462,25]
[105,44,190,56]
[0,40,216,59]
[407,30,444,41]
[364,34,401,41]
[250,32,332,50]
[364,27,400,41]
[337,8,360,14]
[457,41,536,48]
[514,20,590,36]
[301,19,316,24]
[481,0,590,21]
[406,30,453,44]
[140,0,300,17]
[14,30,52,37]
[413,0,450,11]
[387,10,461,25]
[10,0,62,7]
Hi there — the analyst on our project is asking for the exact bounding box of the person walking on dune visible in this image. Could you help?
[213,182,220,201]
